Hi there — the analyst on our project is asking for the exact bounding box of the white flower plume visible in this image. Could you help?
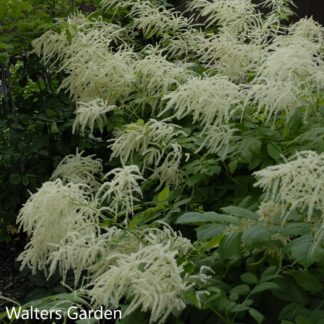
[51,150,103,188]
[47,231,107,284]
[32,13,126,66]
[109,119,185,166]
[96,165,144,217]
[189,0,257,34]
[247,42,324,121]
[133,46,193,97]
[17,180,99,273]
[197,33,263,80]
[150,143,184,190]
[89,242,190,324]
[59,48,136,103]
[262,0,295,18]
[196,125,238,156]
[162,76,242,128]
[254,151,324,223]
[129,1,191,38]
[72,99,117,135]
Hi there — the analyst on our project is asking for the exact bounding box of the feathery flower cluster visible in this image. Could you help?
[96,165,144,217]
[33,14,135,104]
[109,119,185,165]
[47,231,107,284]
[197,32,263,80]
[196,125,238,155]
[101,0,160,9]
[44,224,195,322]
[162,76,242,128]
[150,143,184,189]
[129,2,191,38]
[59,48,136,102]
[189,0,257,35]
[248,44,324,121]
[32,14,126,67]
[89,243,190,324]
[262,0,295,18]
[254,151,324,222]
[287,18,324,50]
[51,150,103,188]
[17,180,99,273]
[72,99,117,135]
[246,16,324,122]
[134,47,192,97]
[162,29,207,58]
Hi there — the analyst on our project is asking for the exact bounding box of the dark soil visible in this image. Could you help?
[0,241,23,304]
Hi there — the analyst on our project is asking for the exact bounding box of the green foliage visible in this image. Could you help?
[0,0,102,241]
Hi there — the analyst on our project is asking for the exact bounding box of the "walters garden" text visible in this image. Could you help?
[5,306,122,321]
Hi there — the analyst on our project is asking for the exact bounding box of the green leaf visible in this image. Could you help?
[196,224,224,241]
[292,271,323,293]
[156,187,170,203]
[177,211,221,224]
[296,316,313,324]
[249,308,265,323]
[251,282,280,295]
[228,160,238,174]
[267,142,281,160]
[221,206,259,219]
[259,266,280,283]
[241,273,258,285]
[286,235,324,268]
[242,225,271,246]
[219,232,242,261]
[230,284,250,296]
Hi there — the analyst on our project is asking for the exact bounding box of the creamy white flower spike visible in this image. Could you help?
[89,242,190,324]
[133,46,193,97]
[129,1,191,38]
[72,99,117,135]
[17,180,99,273]
[96,165,144,217]
[248,42,324,121]
[197,33,263,80]
[254,151,324,223]
[162,76,242,129]
[162,29,208,58]
[196,125,238,156]
[189,0,257,34]
[47,231,107,284]
[109,119,185,166]
[59,48,136,102]
[101,0,160,9]
[150,143,184,190]
[32,14,126,66]
[51,150,103,188]
[262,0,295,18]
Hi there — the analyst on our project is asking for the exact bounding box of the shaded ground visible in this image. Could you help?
[0,241,23,304]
